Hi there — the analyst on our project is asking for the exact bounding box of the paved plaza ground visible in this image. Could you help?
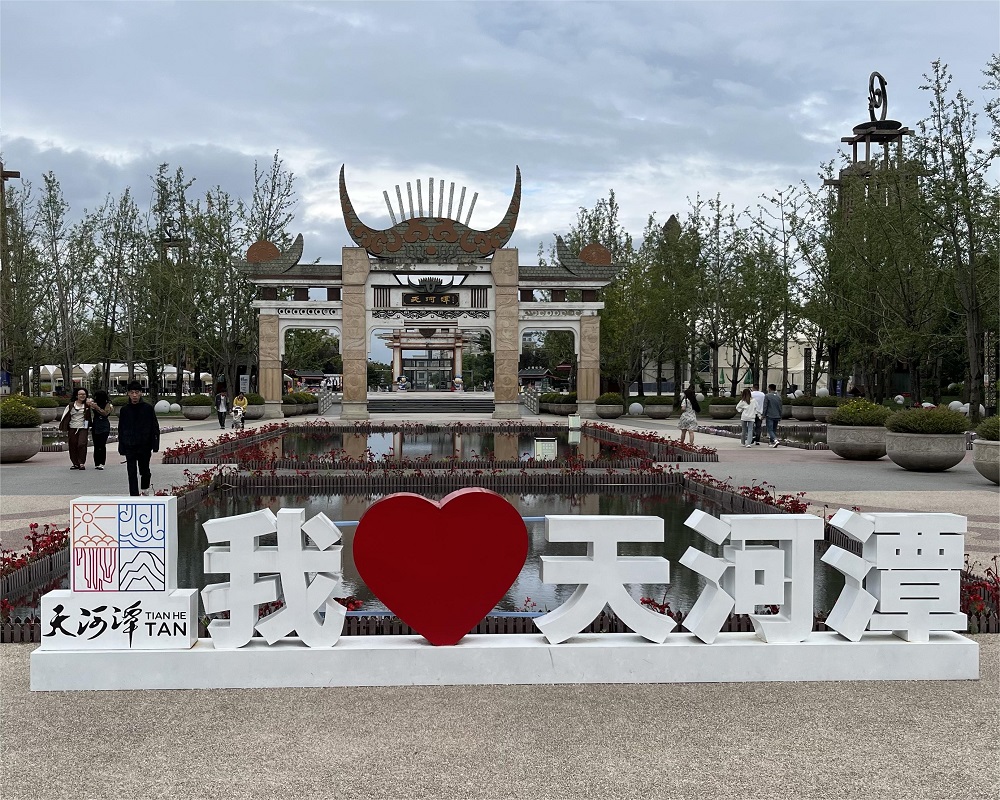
[1,400,997,799]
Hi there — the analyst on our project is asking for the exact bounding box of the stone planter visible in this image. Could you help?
[282,404,300,417]
[791,405,815,421]
[972,439,999,485]
[644,405,672,420]
[812,406,838,423]
[708,404,737,420]
[595,404,624,419]
[826,425,886,460]
[885,432,967,472]
[550,403,577,416]
[37,407,60,423]
[181,406,212,420]
[244,404,265,420]
[781,405,792,419]
[0,427,42,463]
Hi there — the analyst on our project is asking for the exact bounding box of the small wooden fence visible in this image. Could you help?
[7,608,996,643]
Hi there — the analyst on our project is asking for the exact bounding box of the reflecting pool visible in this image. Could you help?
[176,489,844,614]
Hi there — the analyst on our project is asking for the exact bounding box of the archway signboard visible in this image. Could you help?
[235,167,620,419]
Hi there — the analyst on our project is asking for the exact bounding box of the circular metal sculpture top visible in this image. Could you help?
[869,71,888,122]
[340,165,521,262]
[246,240,281,264]
[852,71,903,135]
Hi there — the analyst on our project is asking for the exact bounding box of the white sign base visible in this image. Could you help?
[30,631,978,691]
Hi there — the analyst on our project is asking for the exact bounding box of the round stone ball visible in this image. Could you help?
[948,401,963,411]
[695,393,705,402]
[921,402,936,408]
[169,403,181,413]
[794,389,804,398]
[628,402,643,416]
[894,395,905,404]
[960,403,970,414]
[816,388,829,397]
[154,400,170,414]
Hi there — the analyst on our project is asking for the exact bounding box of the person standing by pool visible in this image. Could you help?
[90,389,114,470]
[214,388,229,429]
[677,387,700,446]
[751,384,766,445]
[59,388,94,470]
[118,381,160,496]
[736,388,757,448]
[763,384,783,447]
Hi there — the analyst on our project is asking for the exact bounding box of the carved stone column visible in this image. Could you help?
[577,313,601,418]
[341,247,370,419]
[258,312,283,419]
[490,249,521,419]
[391,341,402,391]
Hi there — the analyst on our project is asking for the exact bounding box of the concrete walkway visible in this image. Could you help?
[1,406,997,799]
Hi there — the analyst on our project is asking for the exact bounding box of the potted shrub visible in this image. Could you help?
[595,392,625,419]
[244,392,266,420]
[296,391,318,413]
[111,395,129,416]
[811,395,841,423]
[826,399,891,460]
[790,395,815,421]
[884,406,969,472]
[282,394,300,417]
[180,393,213,420]
[25,396,61,423]
[0,396,43,463]
[550,392,577,416]
[707,395,737,420]
[642,395,674,420]
[972,415,999,485]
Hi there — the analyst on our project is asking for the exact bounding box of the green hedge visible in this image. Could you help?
[975,415,999,441]
[885,407,969,434]
[812,395,841,407]
[828,399,891,427]
[791,395,814,406]
[23,396,60,408]
[180,393,213,406]
[245,393,265,405]
[642,395,674,406]
[707,395,737,405]
[0,396,42,428]
[596,392,624,405]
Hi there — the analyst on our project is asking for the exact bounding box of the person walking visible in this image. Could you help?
[750,384,766,445]
[763,383,783,447]
[736,388,757,448]
[117,381,160,496]
[90,389,114,470]
[59,388,94,469]
[214,388,229,429]
[677,387,701,446]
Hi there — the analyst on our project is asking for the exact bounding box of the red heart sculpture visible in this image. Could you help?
[353,488,528,645]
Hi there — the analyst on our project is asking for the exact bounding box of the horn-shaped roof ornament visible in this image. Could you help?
[340,166,521,263]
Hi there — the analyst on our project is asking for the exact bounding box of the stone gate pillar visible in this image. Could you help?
[491,249,521,419]
[258,311,283,419]
[577,313,601,418]
[341,247,370,420]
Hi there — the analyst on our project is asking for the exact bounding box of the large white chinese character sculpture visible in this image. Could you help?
[680,510,823,644]
[534,515,675,644]
[39,496,197,650]
[824,509,966,642]
[202,508,346,649]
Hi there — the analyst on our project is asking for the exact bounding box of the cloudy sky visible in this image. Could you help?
[2,0,997,266]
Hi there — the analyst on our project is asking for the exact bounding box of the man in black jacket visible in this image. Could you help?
[117,381,161,496]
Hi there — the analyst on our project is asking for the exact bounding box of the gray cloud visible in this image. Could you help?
[3,0,997,265]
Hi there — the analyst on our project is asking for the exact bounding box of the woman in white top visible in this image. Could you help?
[736,388,757,447]
[59,387,95,469]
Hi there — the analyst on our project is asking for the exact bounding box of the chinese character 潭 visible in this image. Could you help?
[824,510,966,642]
